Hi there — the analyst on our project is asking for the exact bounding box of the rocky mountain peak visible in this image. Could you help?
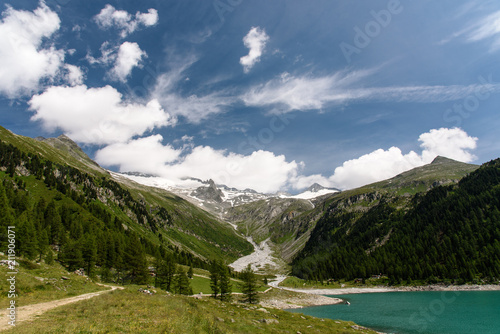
[307,183,326,192]
[190,179,224,203]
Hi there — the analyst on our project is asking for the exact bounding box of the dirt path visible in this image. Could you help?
[0,285,123,331]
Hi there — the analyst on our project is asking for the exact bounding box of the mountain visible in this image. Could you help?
[291,158,500,284]
[223,156,480,265]
[0,126,252,266]
[118,173,337,216]
[288,183,340,200]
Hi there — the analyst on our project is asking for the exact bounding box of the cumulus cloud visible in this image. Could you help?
[327,128,478,190]
[94,127,478,193]
[95,135,181,174]
[240,27,269,73]
[96,141,298,194]
[418,127,478,163]
[64,64,84,86]
[328,147,424,190]
[94,5,158,38]
[29,85,172,145]
[0,2,65,97]
[109,42,146,82]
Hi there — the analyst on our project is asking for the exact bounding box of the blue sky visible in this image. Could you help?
[1,0,500,193]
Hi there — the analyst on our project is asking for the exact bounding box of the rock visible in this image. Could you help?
[259,319,279,324]
[216,317,224,322]
[257,307,270,313]
[61,276,70,280]
[231,318,235,323]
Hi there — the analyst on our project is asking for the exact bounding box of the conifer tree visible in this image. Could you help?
[209,260,221,298]
[156,253,176,291]
[0,183,14,249]
[60,239,83,271]
[18,212,38,260]
[124,234,149,284]
[173,266,193,295]
[82,234,97,277]
[239,264,259,304]
[219,263,232,302]
[37,229,49,262]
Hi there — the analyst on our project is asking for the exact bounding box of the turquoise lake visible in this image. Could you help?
[288,291,500,334]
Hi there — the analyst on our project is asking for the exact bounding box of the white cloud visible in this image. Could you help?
[29,85,172,145]
[136,9,159,27]
[64,64,84,86]
[327,128,478,190]
[86,41,116,65]
[95,127,478,193]
[418,127,478,163]
[290,174,332,191]
[465,10,500,50]
[240,27,269,73]
[109,42,146,82]
[152,59,236,123]
[0,2,65,97]
[243,70,370,111]
[243,70,500,113]
[96,141,298,194]
[94,5,158,38]
[95,135,181,174]
[328,147,424,190]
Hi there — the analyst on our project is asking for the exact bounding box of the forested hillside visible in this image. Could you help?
[292,159,500,284]
[0,128,252,283]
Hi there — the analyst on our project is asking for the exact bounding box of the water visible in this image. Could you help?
[288,291,500,334]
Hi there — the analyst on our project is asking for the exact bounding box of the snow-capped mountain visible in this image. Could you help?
[112,173,339,213]
[288,183,340,200]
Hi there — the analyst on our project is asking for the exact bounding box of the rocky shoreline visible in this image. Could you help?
[259,288,343,309]
[272,283,500,297]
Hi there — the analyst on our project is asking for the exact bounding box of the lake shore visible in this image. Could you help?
[259,288,343,309]
[275,283,500,296]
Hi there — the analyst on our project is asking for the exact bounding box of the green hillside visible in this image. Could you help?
[292,158,500,284]
[0,126,252,277]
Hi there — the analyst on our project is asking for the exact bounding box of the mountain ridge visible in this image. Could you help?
[0,125,253,263]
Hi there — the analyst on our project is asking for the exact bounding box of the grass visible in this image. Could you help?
[6,286,378,333]
[189,275,268,295]
[0,257,106,308]
[279,276,392,289]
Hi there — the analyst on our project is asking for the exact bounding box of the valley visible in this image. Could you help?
[1,126,499,333]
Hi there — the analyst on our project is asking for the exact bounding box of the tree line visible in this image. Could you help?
[292,158,500,284]
[0,139,205,285]
[0,138,263,302]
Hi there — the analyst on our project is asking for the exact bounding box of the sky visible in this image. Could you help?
[1,0,500,193]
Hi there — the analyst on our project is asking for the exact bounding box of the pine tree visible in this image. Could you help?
[156,253,177,292]
[124,234,149,284]
[209,260,221,299]
[82,234,97,278]
[188,263,194,279]
[60,239,84,271]
[37,229,49,262]
[0,183,14,250]
[44,200,63,245]
[239,264,259,304]
[173,266,193,295]
[219,264,232,302]
[18,213,37,260]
